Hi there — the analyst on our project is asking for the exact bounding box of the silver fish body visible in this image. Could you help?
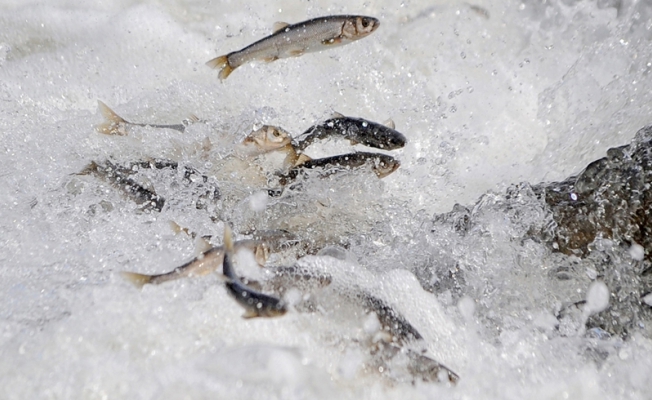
[293,115,407,151]
[122,240,268,288]
[278,151,400,186]
[206,15,379,80]
[96,100,196,135]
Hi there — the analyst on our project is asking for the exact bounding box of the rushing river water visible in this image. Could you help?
[1,0,652,398]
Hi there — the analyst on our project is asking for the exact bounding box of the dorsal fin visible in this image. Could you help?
[273,21,290,33]
[331,111,345,119]
[383,118,396,129]
[97,100,127,124]
[96,100,129,135]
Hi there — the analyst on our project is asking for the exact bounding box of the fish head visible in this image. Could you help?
[242,125,292,154]
[342,16,380,40]
[372,155,400,178]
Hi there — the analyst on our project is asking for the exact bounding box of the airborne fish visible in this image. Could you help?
[96,100,198,136]
[277,152,400,186]
[206,15,379,80]
[121,240,269,288]
[293,113,408,151]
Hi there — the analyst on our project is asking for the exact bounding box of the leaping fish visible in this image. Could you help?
[96,100,199,136]
[293,113,408,151]
[278,152,401,186]
[121,239,269,288]
[206,15,380,80]
[223,225,287,318]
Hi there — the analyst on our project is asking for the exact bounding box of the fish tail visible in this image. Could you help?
[205,55,234,80]
[96,100,128,135]
[120,271,153,288]
[76,161,99,176]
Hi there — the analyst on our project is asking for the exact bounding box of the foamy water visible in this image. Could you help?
[1,0,652,398]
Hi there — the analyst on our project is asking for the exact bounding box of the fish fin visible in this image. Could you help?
[223,224,234,254]
[263,55,279,63]
[194,236,212,255]
[77,161,99,176]
[272,21,290,33]
[254,244,269,266]
[287,48,304,57]
[218,63,234,80]
[97,100,128,124]
[187,114,200,123]
[169,220,183,234]
[349,138,360,145]
[282,144,300,167]
[201,136,212,153]
[205,54,228,69]
[205,55,234,80]
[383,118,396,129]
[242,309,260,319]
[322,36,342,45]
[331,111,345,119]
[96,100,129,135]
[120,271,152,288]
[295,153,312,165]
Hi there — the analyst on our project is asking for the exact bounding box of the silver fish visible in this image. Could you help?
[122,240,269,288]
[278,152,400,186]
[222,225,287,318]
[206,15,379,80]
[293,113,407,151]
[96,100,198,136]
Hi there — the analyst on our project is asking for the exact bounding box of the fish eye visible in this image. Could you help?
[272,130,281,137]
[361,19,369,28]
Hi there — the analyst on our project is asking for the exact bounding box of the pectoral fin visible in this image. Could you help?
[331,111,345,119]
[322,36,343,45]
[383,118,396,129]
[242,309,260,319]
[295,153,312,165]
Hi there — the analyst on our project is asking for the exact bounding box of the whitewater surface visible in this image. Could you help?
[1,0,652,398]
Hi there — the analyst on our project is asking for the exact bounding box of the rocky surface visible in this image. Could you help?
[423,125,652,339]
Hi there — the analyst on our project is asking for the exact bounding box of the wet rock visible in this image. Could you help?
[425,125,652,338]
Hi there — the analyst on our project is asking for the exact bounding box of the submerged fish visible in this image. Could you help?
[122,240,269,288]
[293,113,407,151]
[78,160,166,211]
[223,225,287,318]
[96,100,198,136]
[206,15,379,80]
[278,152,400,185]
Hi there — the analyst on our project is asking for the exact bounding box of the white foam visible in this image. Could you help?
[2,0,652,399]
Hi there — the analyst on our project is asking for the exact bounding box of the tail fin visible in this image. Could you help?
[205,55,234,80]
[120,271,153,288]
[96,100,129,135]
[76,161,99,176]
